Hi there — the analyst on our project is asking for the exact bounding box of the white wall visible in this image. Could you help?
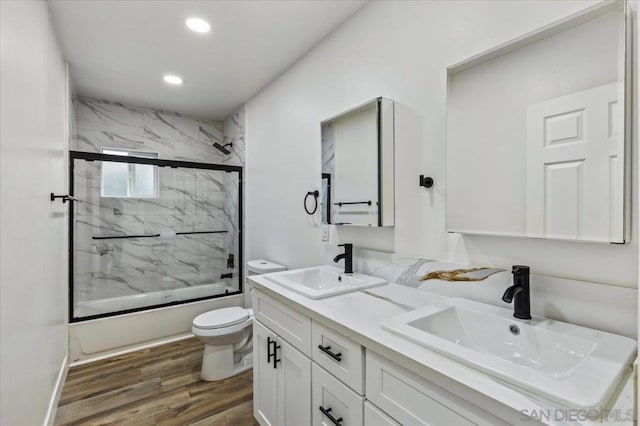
[246,0,638,289]
[0,1,69,424]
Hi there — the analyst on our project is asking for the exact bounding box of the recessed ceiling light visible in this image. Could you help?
[163,74,183,85]
[186,17,210,33]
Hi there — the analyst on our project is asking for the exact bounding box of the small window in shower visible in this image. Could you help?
[101,148,158,198]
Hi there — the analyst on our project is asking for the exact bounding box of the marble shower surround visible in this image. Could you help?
[71,97,245,310]
[321,122,334,223]
[73,97,238,164]
[222,107,245,268]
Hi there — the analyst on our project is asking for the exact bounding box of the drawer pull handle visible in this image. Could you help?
[319,406,343,425]
[318,344,342,362]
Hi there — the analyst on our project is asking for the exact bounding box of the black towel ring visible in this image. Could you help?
[304,190,320,215]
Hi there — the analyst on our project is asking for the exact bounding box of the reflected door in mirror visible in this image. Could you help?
[525,82,623,241]
[445,2,629,243]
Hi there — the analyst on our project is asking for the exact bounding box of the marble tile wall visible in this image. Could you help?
[73,97,231,163]
[321,122,334,223]
[321,122,334,175]
[222,107,246,167]
[71,97,245,310]
[222,107,245,272]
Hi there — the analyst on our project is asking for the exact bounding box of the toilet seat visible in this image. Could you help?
[192,307,253,338]
[193,307,249,330]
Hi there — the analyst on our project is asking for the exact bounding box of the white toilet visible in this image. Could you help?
[192,259,286,381]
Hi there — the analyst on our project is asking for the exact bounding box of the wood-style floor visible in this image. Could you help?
[55,337,258,426]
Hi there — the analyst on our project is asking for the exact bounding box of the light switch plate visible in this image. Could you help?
[321,224,330,242]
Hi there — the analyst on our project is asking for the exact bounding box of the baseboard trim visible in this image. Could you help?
[43,356,68,426]
[69,333,194,367]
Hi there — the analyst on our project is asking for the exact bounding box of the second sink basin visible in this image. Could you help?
[265,265,386,299]
[383,298,636,408]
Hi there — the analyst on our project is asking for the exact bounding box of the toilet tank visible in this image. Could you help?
[245,259,286,308]
[247,259,286,276]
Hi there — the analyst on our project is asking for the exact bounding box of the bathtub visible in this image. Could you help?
[75,282,239,318]
[69,286,245,363]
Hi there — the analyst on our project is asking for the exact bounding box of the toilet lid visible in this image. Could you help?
[193,307,249,330]
[248,259,286,274]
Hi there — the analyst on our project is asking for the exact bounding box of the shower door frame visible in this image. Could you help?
[68,150,244,322]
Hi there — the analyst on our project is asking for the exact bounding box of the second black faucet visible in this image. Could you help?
[502,265,531,320]
[333,243,353,274]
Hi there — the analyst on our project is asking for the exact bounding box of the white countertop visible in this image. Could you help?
[249,275,635,426]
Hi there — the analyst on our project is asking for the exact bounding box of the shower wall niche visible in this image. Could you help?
[69,97,245,321]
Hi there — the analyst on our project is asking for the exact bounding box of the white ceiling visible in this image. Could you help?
[49,0,367,120]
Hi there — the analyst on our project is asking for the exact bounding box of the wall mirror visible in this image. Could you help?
[446,1,631,243]
[321,97,395,227]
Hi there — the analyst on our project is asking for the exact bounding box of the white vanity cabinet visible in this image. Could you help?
[254,287,312,356]
[254,320,279,425]
[311,320,364,394]
[252,289,512,426]
[364,402,400,426]
[312,363,364,426]
[253,320,312,426]
[366,351,509,426]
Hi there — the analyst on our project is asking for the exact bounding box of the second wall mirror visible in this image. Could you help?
[321,97,395,227]
[446,1,631,243]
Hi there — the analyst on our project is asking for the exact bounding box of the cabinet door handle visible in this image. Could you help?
[273,342,281,369]
[318,344,342,362]
[267,336,274,364]
[319,406,343,425]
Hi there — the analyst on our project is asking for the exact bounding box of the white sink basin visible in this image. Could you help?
[265,266,386,299]
[383,298,636,408]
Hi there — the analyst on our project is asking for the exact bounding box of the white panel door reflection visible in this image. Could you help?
[526,82,623,241]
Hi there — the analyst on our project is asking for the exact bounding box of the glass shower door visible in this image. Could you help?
[70,151,242,321]
[72,156,175,318]
[168,166,241,303]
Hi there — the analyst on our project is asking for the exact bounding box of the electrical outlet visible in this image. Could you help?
[321,224,330,242]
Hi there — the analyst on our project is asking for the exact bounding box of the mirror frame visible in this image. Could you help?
[445,1,632,243]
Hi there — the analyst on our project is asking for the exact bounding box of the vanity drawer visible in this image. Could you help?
[312,320,364,394]
[364,402,400,426]
[313,363,364,426]
[253,289,312,356]
[366,352,507,426]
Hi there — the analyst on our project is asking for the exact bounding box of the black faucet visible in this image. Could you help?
[333,243,353,274]
[502,265,531,320]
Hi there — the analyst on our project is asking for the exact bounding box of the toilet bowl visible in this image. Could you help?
[192,259,286,381]
[192,306,254,381]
